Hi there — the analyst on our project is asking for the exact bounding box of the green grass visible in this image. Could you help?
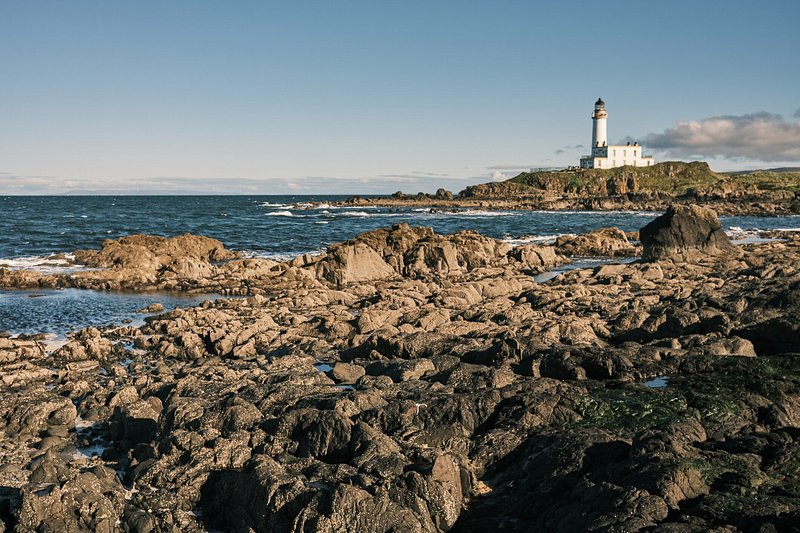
[502,161,800,197]
[723,170,800,192]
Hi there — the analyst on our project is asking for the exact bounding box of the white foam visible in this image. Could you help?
[265,210,296,217]
[436,210,522,217]
[259,202,287,207]
[725,226,752,239]
[0,254,85,274]
[241,249,324,262]
[527,209,661,217]
[725,227,780,244]
[503,234,572,247]
[336,211,407,218]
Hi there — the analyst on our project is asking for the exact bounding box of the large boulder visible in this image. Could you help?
[316,242,398,285]
[449,230,511,269]
[556,227,637,257]
[640,205,738,261]
[314,225,514,283]
[510,244,566,273]
[434,188,453,200]
[404,239,462,277]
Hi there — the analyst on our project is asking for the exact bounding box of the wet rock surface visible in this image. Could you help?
[1,212,800,531]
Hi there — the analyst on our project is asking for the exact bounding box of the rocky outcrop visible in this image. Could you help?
[434,188,453,200]
[73,233,236,268]
[336,162,800,216]
[0,225,566,293]
[317,242,398,285]
[315,224,545,285]
[555,227,638,257]
[0,234,245,293]
[509,244,566,273]
[640,204,739,261]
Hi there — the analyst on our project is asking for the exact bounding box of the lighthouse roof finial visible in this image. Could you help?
[595,97,605,106]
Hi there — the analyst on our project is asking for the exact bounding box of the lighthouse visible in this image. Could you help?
[579,98,654,169]
[591,98,607,149]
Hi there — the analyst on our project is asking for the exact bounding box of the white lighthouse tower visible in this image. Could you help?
[579,98,654,169]
[591,98,607,150]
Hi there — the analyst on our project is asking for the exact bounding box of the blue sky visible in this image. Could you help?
[1,0,799,194]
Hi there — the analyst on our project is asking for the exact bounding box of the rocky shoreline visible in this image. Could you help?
[331,162,800,217]
[335,188,800,216]
[1,206,799,531]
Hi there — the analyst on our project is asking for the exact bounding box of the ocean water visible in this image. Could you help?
[1,195,798,335]
[0,289,219,336]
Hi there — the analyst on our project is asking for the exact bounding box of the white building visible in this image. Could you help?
[579,98,654,169]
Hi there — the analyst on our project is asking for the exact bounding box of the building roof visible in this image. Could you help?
[595,97,605,106]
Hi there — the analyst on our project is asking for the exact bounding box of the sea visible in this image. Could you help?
[1,195,798,336]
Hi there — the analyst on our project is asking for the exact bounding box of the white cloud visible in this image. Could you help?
[555,144,585,155]
[486,164,538,171]
[643,112,800,162]
[491,171,508,182]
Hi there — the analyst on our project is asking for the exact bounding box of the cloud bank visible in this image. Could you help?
[643,112,800,162]
[0,174,477,195]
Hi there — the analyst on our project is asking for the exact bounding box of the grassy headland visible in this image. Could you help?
[491,161,800,197]
[342,161,800,215]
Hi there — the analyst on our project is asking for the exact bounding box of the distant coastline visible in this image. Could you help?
[333,161,800,216]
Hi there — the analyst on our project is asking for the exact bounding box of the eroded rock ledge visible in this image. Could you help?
[0,225,569,293]
[1,207,799,532]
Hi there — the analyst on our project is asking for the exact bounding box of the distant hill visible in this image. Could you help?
[458,161,800,198]
[727,167,800,175]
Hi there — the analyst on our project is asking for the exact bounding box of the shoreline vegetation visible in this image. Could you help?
[334,162,800,216]
[1,204,799,530]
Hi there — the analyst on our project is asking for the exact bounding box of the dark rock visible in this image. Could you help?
[434,188,453,200]
[364,359,436,382]
[113,398,162,445]
[640,204,739,261]
[331,362,366,383]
